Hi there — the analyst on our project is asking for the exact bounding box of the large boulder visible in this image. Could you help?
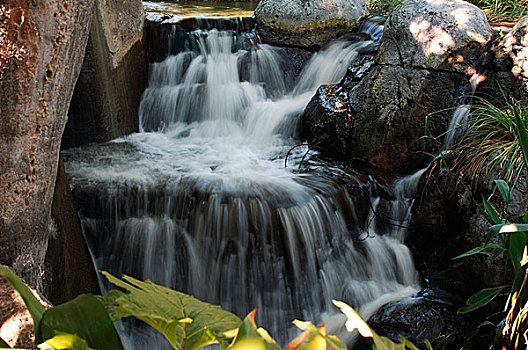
[255,0,368,49]
[492,16,528,103]
[0,0,94,289]
[301,0,492,170]
[62,0,147,148]
[408,162,526,305]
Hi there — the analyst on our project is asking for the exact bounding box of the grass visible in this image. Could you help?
[365,0,527,22]
[450,94,528,187]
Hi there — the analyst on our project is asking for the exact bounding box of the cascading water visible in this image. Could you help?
[64,25,420,347]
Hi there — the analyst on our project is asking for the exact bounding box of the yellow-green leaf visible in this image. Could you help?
[100,272,241,350]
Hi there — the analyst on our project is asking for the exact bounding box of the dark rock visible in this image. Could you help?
[255,0,368,49]
[62,0,147,148]
[301,0,492,170]
[354,294,467,349]
[408,166,508,305]
[0,0,94,290]
[44,157,100,305]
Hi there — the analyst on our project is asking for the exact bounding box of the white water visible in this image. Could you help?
[64,27,419,347]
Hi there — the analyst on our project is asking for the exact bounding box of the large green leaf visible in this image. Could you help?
[458,286,506,314]
[0,265,46,341]
[38,332,94,350]
[100,272,242,350]
[38,294,123,350]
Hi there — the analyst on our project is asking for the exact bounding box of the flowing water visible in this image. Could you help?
[64,24,420,347]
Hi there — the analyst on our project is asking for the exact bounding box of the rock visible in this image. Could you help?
[492,16,528,103]
[379,0,491,73]
[301,0,492,170]
[354,293,467,349]
[0,0,94,290]
[255,0,368,49]
[62,0,147,148]
[43,157,100,305]
[408,166,509,305]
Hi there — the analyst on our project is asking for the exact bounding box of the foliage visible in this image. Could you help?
[452,94,528,348]
[37,332,93,350]
[468,0,528,22]
[451,95,528,187]
[99,271,242,350]
[0,265,432,350]
[0,265,123,350]
[365,0,527,21]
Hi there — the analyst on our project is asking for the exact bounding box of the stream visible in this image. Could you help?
[63,14,420,348]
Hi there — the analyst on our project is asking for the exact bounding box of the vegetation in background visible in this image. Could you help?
[450,95,528,186]
[365,0,527,21]
[451,94,528,348]
[0,265,432,350]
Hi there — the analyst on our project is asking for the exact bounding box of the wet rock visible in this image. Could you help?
[62,0,147,148]
[301,0,492,170]
[408,166,509,305]
[0,0,94,290]
[301,84,352,160]
[354,294,466,349]
[255,0,368,49]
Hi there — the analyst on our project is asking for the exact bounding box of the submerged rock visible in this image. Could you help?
[255,0,368,49]
[301,0,492,170]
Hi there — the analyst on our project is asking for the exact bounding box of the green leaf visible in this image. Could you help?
[397,336,419,350]
[458,286,506,314]
[0,265,46,341]
[372,333,405,350]
[487,224,528,245]
[482,196,501,225]
[38,331,94,350]
[508,231,527,273]
[38,294,123,350]
[451,244,505,260]
[100,272,241,350]
[494,179,511,207]
[513,101,528,177]
[0,337,10,348]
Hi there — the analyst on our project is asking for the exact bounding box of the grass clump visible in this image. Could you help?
[450,95,528,187]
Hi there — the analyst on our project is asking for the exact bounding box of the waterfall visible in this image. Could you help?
[64,27,419,347]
